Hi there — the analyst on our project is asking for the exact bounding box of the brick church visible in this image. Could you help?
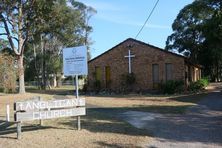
[87,38,201,92]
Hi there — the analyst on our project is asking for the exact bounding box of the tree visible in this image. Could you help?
[0,0,95,92]
[166,0,222,81]
[24,0,95,89]
[0,0,54,93]
[70,1,96,60]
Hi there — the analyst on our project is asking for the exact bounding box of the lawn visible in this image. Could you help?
[0,87,206,147]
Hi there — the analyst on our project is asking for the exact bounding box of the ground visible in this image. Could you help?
[0,83,221,147]
[121,90,222,148]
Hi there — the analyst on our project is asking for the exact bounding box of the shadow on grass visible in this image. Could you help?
[169,93,207,104]
[0,120,57,139]
[60,108,150,137]
[59,104,194,137]
[94,141,142,148]
[88,104,194,115]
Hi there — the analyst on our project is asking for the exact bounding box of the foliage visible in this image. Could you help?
[121,73,136,85]
[188,78,209,92]
[0,0,56,93]
[0,53,17,93]
[120,73,136,92]
[0,0,95,92]
[93,80,101,93]
[161,80,184,94]
[166,0,222,81]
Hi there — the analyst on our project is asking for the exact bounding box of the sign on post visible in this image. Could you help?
[63,46,88,76]
[63,45,88,131]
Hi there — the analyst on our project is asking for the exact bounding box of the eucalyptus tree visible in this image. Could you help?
[166,0,222,81]
[0,0,54,93]
[0,0,95,92]
[25,0,95,89]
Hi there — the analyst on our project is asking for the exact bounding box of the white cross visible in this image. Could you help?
[124,50,135,73]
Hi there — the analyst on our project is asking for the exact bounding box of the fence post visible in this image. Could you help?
[17,122,21,139]
[6,104,10,122]
[39,97,43,126]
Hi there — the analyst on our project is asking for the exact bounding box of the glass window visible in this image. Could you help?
[152,64,159,83]
[165,63,173,81]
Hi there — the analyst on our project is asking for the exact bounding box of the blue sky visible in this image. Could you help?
[78,0,194,59]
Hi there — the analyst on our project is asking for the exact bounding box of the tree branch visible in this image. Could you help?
[11,36,19,43]
[0,14,19,55]
[0,33,7,36]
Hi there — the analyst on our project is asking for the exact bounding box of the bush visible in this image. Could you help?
[161,80,184,94]
[120,73,136,92]
[93,80,101,92]
[120,73,136,86]
[188,78,209,92]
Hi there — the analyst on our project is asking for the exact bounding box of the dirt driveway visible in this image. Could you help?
[121,89,222,147]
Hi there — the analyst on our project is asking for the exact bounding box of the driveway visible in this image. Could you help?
[121,89,222,147]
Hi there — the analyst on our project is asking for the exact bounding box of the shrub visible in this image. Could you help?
[188,78,209,92]
[93,80,101,92]
[120,73,136,92]
[161,80,184,94]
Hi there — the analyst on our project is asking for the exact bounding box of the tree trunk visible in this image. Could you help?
[53,74,57,87]
[18,55,25,93]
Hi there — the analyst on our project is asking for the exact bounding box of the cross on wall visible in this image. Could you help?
[124,50,135,74]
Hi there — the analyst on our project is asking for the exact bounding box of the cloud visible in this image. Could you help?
[78,0,123,11]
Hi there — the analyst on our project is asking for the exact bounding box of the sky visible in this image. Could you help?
[78,0,194,59]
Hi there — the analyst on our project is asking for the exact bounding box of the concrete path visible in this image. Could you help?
[121,90,222,148]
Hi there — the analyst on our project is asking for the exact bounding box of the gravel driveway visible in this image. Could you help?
[121,90,222,148]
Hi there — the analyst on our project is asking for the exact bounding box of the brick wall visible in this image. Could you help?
[88,39,186,91]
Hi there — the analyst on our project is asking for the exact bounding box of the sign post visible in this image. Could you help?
[75,75,80,130]
[63,46,88,130]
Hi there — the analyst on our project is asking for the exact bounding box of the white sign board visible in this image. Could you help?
[14,98,85,111]
[15,108,86,121]
[63,46,88,76]
[14,98,86,122]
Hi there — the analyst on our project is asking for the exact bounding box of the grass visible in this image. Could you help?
[86,93,207,114]
[0,87,151,147]
[0,86,208,147]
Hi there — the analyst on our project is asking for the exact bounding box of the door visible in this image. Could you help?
[105,66,111,88]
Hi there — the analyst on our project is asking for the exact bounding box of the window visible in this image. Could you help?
[95,66,101,81]
[165,63,173,81]
[152,64,159,84]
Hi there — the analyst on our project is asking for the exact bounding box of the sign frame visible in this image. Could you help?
[63,46,88,76]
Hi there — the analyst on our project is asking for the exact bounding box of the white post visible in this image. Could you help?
[17,122,21,139]
[6,104,10,122]
[39,97,43,126]
[75,75,80,130]
[75,75,79,98]
[128,50,131,73]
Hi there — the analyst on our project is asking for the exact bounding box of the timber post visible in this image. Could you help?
[17,122,21,140]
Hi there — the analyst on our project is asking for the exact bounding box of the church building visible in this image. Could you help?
[87,38,201,92]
